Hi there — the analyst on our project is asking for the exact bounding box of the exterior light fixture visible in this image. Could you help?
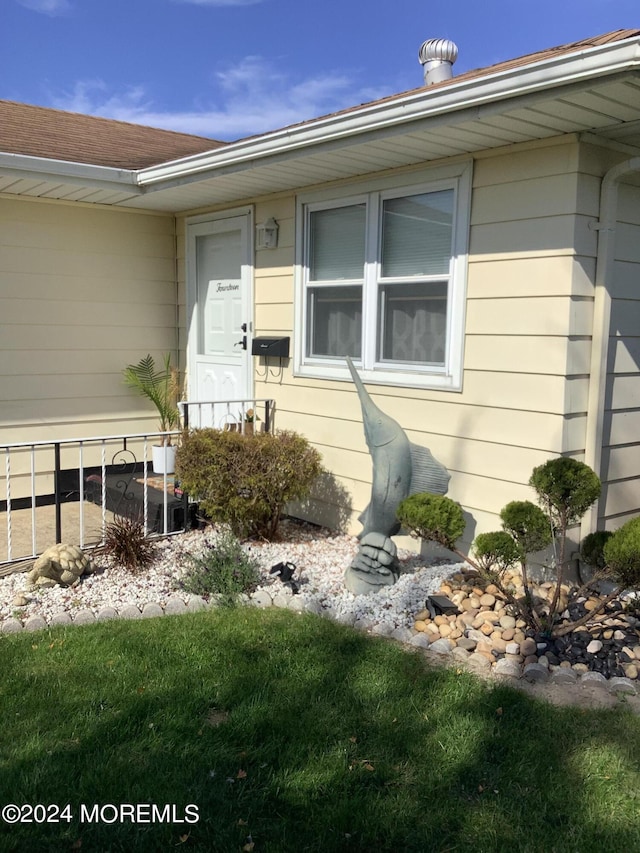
[256,217,279,249]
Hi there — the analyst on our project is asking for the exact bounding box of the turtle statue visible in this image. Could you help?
[26,543,94,589]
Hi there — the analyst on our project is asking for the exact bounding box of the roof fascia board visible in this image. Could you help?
[134,72,634,198]
[138,38,640,189]
[0,152,140,193]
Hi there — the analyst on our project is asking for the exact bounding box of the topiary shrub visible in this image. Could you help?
[580,530,614,571]
[528,457,602,622]
[473,531,521,574]
[603,518,640,589]
[500,501,552,555]
[529,457,601,528]
[176,428,322,539]
[396,493,465,551]
[177,527,261,606]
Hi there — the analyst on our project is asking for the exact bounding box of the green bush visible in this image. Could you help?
[396,493,465,550]
[500,500,552,555]
[580,530,614,570]
[473,531,521,573]
[603,518,640,588]
[529,457,601,526]
[177,527,261,605]
[176,428,322,539]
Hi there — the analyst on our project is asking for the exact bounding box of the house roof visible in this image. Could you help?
[0,100,223,169]
[237,28,640,143]
[2,28,640,211]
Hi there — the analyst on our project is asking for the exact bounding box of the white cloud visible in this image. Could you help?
[49,56,389,141]
[16,0,71,14]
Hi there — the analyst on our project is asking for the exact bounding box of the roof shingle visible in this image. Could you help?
[0,100,224,169]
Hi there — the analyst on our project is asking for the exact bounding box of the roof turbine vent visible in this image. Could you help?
[419,38,458,86]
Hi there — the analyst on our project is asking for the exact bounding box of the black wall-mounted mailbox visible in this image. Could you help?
[251,336,290,358]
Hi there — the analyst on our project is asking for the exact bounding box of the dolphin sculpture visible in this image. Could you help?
[345,356,450,594]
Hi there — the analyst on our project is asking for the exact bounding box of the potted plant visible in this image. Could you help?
[242,407,258,436]
[123,353,181,474]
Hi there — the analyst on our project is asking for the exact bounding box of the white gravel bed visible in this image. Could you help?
[1,520,460,631]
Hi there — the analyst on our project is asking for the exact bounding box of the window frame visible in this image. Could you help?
[294,160,472,390]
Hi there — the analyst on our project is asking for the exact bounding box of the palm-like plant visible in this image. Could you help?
[123,353,181,445]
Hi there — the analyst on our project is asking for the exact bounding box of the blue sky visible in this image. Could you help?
[3,0,638,141]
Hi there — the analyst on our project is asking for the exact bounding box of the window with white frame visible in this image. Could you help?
[296,162,471,390]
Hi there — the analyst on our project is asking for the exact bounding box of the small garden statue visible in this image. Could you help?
[26,543,94,589]
[344,357,450,595]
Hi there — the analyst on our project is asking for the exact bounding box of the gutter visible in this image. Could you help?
[582,156,640,538]
[0,152,140,194]
[137,38,640,190]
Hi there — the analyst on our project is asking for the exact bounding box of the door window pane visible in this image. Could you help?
[307,286,362,358]
[381,190,453,278]
[379,282,447,365]
[309,205,366,280]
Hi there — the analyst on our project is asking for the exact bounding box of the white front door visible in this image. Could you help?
[186,213,252,427]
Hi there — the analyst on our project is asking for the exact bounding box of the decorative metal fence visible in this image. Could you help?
[0,398,274,570]
[179,397,273,433]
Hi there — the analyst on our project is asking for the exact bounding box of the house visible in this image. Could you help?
[3,28,640,550]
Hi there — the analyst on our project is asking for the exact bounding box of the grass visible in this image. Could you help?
[0,607,639,852]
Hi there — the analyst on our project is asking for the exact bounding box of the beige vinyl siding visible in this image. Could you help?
[599,182,640,529]
[249,139,593,541]
[176,138,613,545]
[0,196,178,441]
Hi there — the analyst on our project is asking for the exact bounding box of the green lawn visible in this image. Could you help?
[1,607,639,852]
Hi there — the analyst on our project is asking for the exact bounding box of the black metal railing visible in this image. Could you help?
[1,397,275,569]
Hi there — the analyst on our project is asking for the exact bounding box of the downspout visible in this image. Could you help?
[582,156,640,539]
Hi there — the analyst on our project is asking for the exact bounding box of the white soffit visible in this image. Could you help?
[2,38,640,212]
[125,56,640,212]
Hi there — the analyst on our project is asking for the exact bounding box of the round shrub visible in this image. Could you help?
[396,493,465,550]
[603,518,640,588]
[176,428,322,539]
[580,530,614,570]
[500,500,552,555]
[473,531,521,572]
[177,527,261,606]
[529,457,600,526]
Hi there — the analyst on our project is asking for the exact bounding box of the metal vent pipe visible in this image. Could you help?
[419,38,458,85]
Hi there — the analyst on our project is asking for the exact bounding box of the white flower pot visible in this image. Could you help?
[152,444,177,475]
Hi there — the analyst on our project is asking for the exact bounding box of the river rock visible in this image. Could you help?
[408,633,431,648]
[429,638,454,654]
[493,658,521,678]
